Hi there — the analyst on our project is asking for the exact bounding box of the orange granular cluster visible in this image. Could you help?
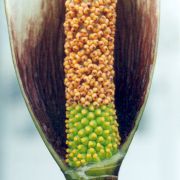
[64,0,117,107]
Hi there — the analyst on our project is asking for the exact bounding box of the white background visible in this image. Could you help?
[0,0,180,180]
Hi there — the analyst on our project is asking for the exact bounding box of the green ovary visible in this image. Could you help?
[65,104,121,168]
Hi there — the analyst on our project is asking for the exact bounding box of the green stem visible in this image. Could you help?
[64,170,119,180]
[63,151,123,180]
[65,175,118,180]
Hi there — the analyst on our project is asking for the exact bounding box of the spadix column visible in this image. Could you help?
[63,0,121,168]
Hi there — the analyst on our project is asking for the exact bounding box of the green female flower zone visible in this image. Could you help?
[65,104,120,167]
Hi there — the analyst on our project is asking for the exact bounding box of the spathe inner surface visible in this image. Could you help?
[114,0,158,141]
[7,0,158,161]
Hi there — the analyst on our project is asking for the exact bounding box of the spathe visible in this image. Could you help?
[5,0,159,179]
